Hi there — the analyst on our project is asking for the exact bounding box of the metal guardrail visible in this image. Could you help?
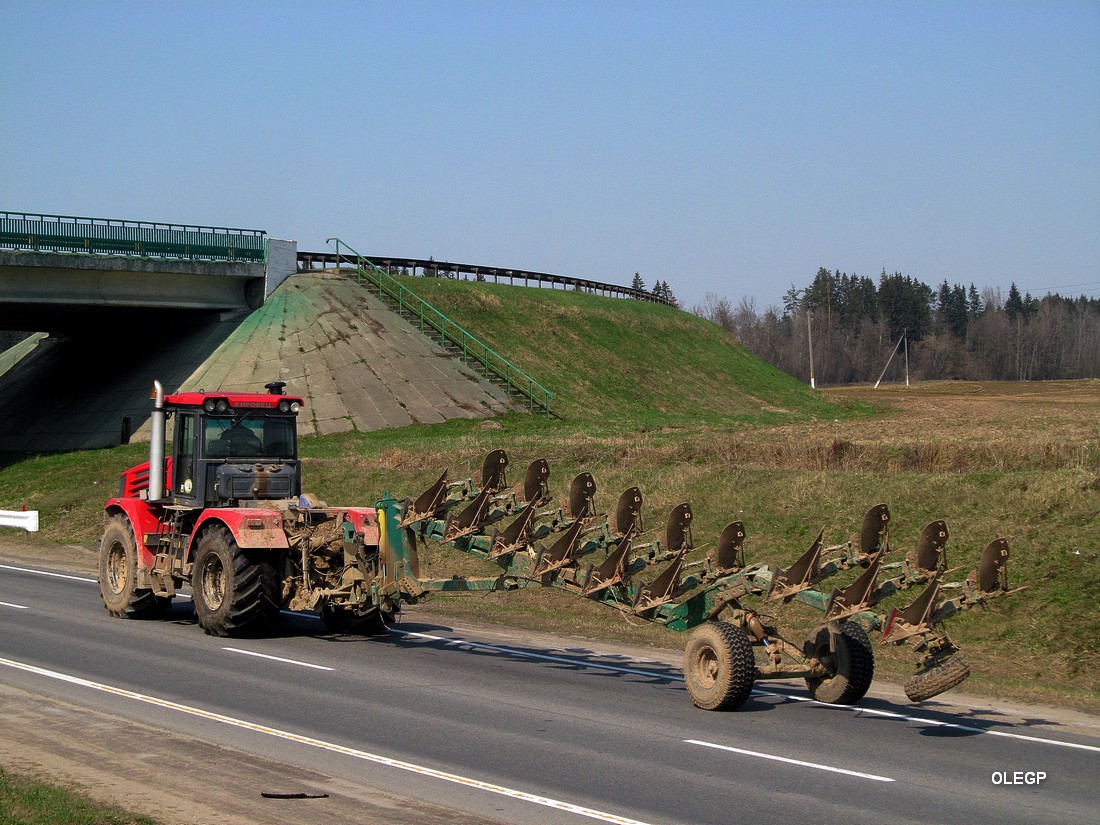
[0,509,39,532]
[0,211,267,263]
[298,251,672,305]
[327,238,553,415]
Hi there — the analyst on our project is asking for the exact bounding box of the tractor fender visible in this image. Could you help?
[104,498,162,570]
[186,508,290,562]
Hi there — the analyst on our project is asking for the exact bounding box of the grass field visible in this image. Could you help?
[0,767,158,825]
[1,277,1097,711]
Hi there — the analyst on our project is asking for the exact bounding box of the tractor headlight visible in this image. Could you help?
[290,402,301,413]
[278,400,290,413]
[215,399,229,413]
[203,399,216,412]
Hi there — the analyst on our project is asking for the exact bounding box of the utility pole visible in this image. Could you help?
[807,311,816,389]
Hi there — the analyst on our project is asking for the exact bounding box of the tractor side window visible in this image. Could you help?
[176,413,196,496]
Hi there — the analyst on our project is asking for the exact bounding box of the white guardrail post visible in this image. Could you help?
[0,509,39,532]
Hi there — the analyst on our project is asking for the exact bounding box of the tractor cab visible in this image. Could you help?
[157,381,304,508]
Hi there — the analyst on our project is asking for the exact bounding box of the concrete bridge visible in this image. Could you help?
[0,212,297,334]
[0,212,518,452]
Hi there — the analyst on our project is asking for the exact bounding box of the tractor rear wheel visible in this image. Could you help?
[98,515,170,619]
[683,621,756,711]
[804,622,875,705]
[191,525,278,637]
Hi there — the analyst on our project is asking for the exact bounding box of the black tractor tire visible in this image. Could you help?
[804,622,875,705]
[191,524,279,637]
[904,654,970,702]
[683,621,756,711]
[98,515,170,619]
[320,603,394,636]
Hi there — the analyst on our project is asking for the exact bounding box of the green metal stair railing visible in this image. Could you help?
[326,238,553,415]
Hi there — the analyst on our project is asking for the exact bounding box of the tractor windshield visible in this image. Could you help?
[203,414,296,459]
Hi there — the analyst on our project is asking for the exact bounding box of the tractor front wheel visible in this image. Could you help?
[98,515,170,619]
[191,525,278,637]
[804,622,875,705]
[683,621,756,711]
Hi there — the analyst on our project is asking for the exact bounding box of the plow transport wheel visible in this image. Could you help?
[683,621,756,711]
[904,654,970,702]
[804,623,875,705]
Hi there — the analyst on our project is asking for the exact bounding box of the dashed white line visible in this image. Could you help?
[0,600,30,609]
[223,646,333,671]
[0,655,653,825]
[686,738,896,782]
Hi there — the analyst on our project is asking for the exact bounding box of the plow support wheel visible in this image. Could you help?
[683,621,756,711]
[803,623,875,705]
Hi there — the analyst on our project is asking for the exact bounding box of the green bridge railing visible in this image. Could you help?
[0,211,267,263]
[327,238,553,415]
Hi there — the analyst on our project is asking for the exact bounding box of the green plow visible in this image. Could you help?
[333,450,1023,711]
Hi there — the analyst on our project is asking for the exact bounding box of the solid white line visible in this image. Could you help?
[686,739,895,782]
[10,562,1100,754]
[748,688,1100,753]
[0,655,653,825]
[0,563,97,583]
[0,600,30,609]
[223,646,333,671]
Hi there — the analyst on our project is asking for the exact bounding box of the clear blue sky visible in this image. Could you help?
[2,1,1097,312]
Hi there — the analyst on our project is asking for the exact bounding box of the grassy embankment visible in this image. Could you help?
[1,275,1097,710]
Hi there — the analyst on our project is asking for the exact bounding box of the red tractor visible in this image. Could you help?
[98,380,384,636]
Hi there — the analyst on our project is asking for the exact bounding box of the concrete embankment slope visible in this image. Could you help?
[0,272,515,451]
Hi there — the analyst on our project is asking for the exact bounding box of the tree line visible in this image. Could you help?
[694,268,1100,385]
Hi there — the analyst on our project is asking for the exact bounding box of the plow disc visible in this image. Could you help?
[357,450,1024,711]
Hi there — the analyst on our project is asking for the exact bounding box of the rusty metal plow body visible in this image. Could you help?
[825,550,884,620]
[767,529,825,602]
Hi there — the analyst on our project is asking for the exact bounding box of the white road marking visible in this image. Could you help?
[0,563,97,583]
[223,646,333,671]
[686,738,895,782]
[747,687,1100,753]
[9,562,1100,754]
[0,656,654,825]
[0,600,30,609]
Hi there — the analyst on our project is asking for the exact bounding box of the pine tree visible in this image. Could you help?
[631,272,646,292]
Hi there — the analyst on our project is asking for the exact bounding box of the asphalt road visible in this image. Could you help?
[1,561,1097,825]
